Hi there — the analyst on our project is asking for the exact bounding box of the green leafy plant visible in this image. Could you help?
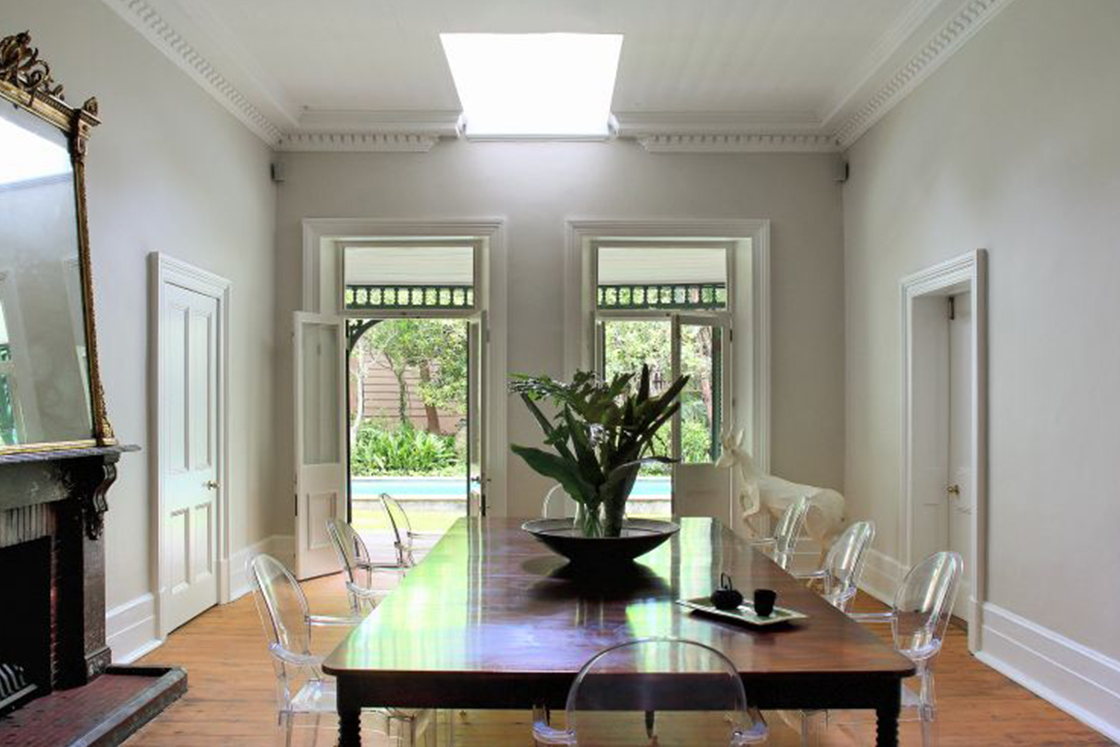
[351,422,459,476]
[509,365,688,537]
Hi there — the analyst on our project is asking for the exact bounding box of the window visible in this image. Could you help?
[590,239,735,517]
[440,33,623,138]
[342,242,477,312]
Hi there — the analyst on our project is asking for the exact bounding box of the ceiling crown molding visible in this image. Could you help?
[636,133,838,154]
[277,132,440,153]
[832,0,1018,148]
[99,0,282,144]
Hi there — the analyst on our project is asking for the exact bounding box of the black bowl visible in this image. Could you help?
[521,518,680,567]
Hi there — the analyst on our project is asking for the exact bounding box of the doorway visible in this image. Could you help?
[591,241,734,521]
[151,253,230,636]
[346,317,470,564]
[901,250,987,652]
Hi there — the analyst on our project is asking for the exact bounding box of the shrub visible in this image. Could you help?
[351,423,460,476]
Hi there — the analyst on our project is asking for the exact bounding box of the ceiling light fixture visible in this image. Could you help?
[440,32,623,139]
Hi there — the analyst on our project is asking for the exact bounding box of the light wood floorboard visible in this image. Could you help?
[123,573,1115,746]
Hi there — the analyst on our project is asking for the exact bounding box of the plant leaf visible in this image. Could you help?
[510,444,595,505]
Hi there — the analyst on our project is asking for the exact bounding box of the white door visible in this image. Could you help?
[294,312,347,579]
[671,315,733,521]
[161,284,220,632]
[947,292,974,624]
[467,312,488,516]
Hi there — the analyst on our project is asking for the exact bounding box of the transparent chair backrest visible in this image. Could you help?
[379,493,412,565]
[891,551,963,663]
[247,553,312,709]
[542,484,575,518]
[773,496,810,559]
[822,520,876,608]
[326,517,371,585]
[565,637,766,746]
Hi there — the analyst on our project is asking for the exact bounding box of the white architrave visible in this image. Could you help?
[899,248,988,653]
[300,218,509,517]
[564,218,771,473]
[148,252,233,639]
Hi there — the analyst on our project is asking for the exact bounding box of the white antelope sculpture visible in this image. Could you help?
[716,429,846,558]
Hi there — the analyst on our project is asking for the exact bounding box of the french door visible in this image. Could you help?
[595,312,732,519]
[293,312,347,580]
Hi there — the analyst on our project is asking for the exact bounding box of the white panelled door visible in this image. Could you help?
[293,312,347,580]
[948,292,974,624]
[161,284,220,632]
[467,312,488,516]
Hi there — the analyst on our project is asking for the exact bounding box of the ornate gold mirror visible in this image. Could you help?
[0,31,113,452]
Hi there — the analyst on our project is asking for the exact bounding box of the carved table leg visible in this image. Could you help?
[876,707,900,747]
[338,708,361,747]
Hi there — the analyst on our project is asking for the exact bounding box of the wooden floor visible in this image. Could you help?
[124,572,1114,747]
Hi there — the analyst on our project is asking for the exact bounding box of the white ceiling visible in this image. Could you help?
[102,0,1017,151]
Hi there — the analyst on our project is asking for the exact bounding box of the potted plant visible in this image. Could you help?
[510,365,688,538]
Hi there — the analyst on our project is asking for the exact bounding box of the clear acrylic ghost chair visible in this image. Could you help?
[792,520,876,613]
[801,551,964,747]
[749,496,809,570]
[247,553,431,746]
[381,493,444,569]
[532,637,768,747]
[326,517,405,615]
[542,484,578,519]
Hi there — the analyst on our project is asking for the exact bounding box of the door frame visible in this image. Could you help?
[301,218,508,517]
[899,248,988,653]
[149,252,232,639]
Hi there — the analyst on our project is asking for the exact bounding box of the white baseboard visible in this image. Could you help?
[229,534,296,601]
[106,593,161,664]
[978,602,1120,743]
[858,548,906,605]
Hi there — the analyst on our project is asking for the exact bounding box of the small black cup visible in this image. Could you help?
[753,588,777,617]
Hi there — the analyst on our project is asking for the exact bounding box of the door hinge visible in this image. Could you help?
[294,494,298,516]
[729,328,734,343]
[948,296,956,321]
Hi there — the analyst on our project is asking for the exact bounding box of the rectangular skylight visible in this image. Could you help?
[440,33,623,139]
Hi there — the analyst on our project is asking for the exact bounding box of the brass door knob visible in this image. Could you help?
[205,480,220,490]
[947,484,961,496]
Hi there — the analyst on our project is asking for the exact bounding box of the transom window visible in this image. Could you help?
[342,242,478,312]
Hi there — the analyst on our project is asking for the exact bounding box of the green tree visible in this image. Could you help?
[356,319,467,433]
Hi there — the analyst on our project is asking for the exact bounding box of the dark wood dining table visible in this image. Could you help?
[323,517,915,746]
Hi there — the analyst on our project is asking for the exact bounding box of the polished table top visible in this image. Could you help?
[324,517,914,709]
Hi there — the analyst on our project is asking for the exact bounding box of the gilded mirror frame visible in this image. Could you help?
[0,30,115,453]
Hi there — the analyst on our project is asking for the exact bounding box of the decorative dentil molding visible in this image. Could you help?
[99,0,282,144]
[277,132,440,153]
[637,133,838,154]
[833,0,1019,147]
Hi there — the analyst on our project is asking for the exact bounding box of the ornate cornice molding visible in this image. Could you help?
[637,133,838,154]
[99,0,282,144]
[833,0,1018,148]
[277,132,440,153]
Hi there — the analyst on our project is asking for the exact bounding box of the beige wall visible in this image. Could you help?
[843,0,1120,659]
[6,0,279,610]
[276,143,846,518]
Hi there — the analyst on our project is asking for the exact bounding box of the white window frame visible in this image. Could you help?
[337,238,484,320]
[302,218,508,518]
[565,219,770,474]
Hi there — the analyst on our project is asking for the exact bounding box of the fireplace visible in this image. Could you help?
[0,538,51,715]
[0,446,186,744]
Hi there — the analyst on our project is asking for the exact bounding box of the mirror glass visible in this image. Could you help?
[0,102,92,446]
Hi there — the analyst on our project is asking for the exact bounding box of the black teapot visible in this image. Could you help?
[710,573,744,611]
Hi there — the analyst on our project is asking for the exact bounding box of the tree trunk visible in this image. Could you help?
[418,362,442,433]
[393,369,409,428]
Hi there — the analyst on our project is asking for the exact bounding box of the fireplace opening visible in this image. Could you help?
[0,536,52,716]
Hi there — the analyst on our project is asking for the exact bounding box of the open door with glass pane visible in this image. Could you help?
[293,311,347,579]
[593,240,733,520]
[672,314,733,522]
[466,311,488,516]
